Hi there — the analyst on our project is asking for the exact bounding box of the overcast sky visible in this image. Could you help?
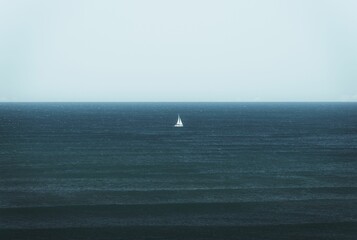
[1,0,357,102]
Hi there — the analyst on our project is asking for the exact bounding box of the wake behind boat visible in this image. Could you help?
[174,115,183,127]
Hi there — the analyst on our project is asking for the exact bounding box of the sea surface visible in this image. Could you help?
[0,103,356,240]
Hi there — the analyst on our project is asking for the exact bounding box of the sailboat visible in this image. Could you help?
[174,115,183,127]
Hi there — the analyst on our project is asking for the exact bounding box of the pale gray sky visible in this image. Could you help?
[1,0,357,102]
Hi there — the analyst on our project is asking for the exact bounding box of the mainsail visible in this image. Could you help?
[174,115,183,127]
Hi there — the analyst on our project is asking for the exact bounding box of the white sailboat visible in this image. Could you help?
[174,115,183,127]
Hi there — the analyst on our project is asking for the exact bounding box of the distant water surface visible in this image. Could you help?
[0,103,356,239]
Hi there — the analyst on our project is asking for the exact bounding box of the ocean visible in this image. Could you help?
[0,103,356,239]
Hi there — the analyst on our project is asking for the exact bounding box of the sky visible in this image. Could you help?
[0,0,357,102]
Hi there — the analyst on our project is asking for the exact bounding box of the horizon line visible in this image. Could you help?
[1,101,357,104]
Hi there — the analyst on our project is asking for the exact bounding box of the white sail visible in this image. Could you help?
[174,115,183,127]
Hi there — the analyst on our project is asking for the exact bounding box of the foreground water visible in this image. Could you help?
[0,103,356,239]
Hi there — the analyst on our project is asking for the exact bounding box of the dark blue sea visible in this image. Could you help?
[1,103,357,240]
